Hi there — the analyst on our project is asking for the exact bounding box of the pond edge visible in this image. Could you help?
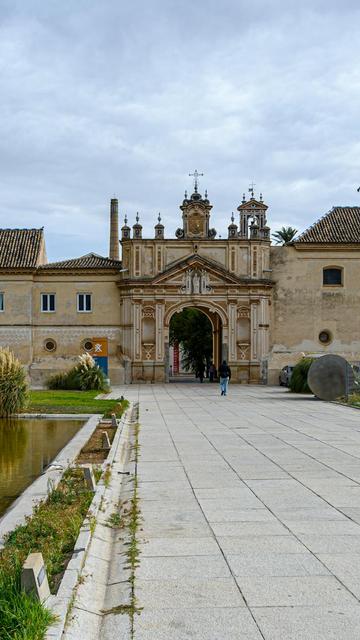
[0,414,100,545]
[45,405,133,640]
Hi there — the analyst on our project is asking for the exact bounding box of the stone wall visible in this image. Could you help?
[268,245,360,383]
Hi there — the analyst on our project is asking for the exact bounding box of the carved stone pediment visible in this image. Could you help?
[180,268,212,294]
[152,254,243,288]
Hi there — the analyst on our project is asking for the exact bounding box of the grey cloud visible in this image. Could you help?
[0,0,359,259]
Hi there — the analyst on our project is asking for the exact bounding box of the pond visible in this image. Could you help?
[0,418,83,518]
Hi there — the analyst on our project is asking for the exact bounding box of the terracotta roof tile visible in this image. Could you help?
[39,252,122,270]
[0,228,44,268]
[295,207,360,243]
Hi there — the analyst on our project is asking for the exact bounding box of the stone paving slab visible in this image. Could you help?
[237,574,358,607]
[103,384,360,639]
[253,606,360,640]
[134,608,263,640]
[139,536,220,557]
[136,577,245,609]
[227,552,330,577]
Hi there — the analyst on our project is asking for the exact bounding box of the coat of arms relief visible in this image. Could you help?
[180,268,212,295]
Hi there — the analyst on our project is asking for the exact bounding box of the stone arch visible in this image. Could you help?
[165,300,228,377]
[164,299,228,328]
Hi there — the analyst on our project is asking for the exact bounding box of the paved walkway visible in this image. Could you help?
[109,384,360,639]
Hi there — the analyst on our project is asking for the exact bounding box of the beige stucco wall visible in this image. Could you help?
[0,275,33,363]
[0,271,125,387]
[268,244,360,383]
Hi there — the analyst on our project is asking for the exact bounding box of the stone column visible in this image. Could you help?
[133,303,142,361]
[250,301,258,361]
[228,302,237,362]
[155,303,164,361]
[258,296,269,360]
[250,299,261,383]
[221,324,229,363]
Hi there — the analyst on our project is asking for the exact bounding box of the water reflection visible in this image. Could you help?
[0,418,83,517]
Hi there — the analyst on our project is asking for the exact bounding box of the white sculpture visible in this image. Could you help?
[181,268,212,294]
[192,271,200,294]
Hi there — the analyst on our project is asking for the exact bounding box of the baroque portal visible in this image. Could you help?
[118,172,273,383]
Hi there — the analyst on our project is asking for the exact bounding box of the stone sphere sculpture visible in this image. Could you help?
[307,354,355,401]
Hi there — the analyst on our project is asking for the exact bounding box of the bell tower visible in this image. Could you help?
[176,170,217,239]
[237,184,270,240]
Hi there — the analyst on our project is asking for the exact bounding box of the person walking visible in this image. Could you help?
[219,360,231,396]
[209,362,216,382]
[196,361,205,383]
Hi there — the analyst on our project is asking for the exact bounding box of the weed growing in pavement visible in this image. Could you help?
[107,511,122,528]
[103,464,112,487]
[101,420,142,637]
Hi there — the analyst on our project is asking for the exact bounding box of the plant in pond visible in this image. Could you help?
[0,348,28,416]
[47,354,108,392]
[289,357,314,393]
[0,468,94,639]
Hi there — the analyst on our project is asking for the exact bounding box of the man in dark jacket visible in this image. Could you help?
[219,360,231,396]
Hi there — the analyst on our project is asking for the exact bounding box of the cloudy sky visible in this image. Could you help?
[0,0,359,261]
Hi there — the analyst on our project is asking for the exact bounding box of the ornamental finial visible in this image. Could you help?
[136,212,139,223]
[189,169,204,193]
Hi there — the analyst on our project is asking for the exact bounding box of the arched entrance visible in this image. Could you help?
[164,303,224,382]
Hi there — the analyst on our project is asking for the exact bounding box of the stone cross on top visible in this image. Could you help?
[189,169,204,193]
[248,181,256,198]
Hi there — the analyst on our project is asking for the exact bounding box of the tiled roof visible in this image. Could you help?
[295,207,360,243]
[0,228,44,268]
[39,252,122,270]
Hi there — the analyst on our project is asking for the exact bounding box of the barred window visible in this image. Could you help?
[323,267,342,286]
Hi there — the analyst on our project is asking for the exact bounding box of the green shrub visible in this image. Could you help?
[289,357,314,393]
[46,354,107,392]
[46,372,69,390]
[76,365,107,390]
[0,348,28,416]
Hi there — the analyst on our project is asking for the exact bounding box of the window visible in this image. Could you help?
[41,293,56,312]
[83,340,94,352]
[44,339,57,352]
[323,267,342,286]
[77,293,92,312]
[0,293,4,312]
[319,330,332,345]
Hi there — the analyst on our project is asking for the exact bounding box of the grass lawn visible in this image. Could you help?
[27,390,127,416]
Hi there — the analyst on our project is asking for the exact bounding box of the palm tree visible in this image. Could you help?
[272,226,298,245]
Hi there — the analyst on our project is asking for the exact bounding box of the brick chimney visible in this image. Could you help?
[109,198,119,260]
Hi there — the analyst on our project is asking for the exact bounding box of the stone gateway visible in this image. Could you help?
[0,178,359,386]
